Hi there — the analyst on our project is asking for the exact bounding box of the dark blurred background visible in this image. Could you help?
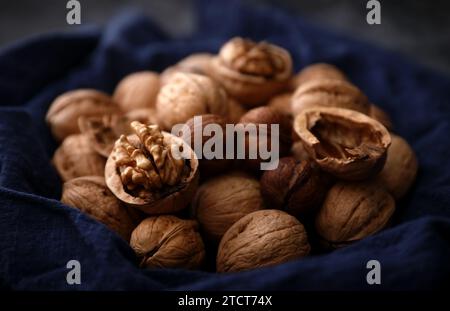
[1,0,449,75]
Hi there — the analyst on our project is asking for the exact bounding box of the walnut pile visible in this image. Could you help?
[47,37,418,273]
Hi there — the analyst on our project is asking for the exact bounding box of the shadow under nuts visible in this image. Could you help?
[217,209,310,273]
[294,107,391,180]
[130,216,205,269]
[315,181,395,249]
[105,121,199,215]
[192,172,264,243]
[61,176,140,241]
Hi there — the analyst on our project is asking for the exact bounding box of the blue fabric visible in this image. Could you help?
[1,1,450,290]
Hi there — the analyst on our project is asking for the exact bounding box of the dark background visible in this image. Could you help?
[1,0,449,75]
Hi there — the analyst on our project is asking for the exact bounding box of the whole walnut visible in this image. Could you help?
[267,93,293,119]
[46,89,119,142]
[260,157,328,216]
[377,134,418,199]
[161,53,214,84]
[53,134,106,181]
[130,216,205,270]
[192,172,265,242]
[291,63,347,90]
[61,176,142,241]
[291,79,370,116]
[156,72,228,130]
[113,71,160,112]
[217,209,310,273]
[294,107,391,180]
[226,98,247,124]
[210,37,293,107]
[316,181,395,249]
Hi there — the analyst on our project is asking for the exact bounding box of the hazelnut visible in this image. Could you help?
[316,181,395,248]
[105,121,199,215]
[46,89,119,141]
[161,53,214,84]
[217,209,310,272]
[181,114,232,178]
[291,79,370,116]
[267,92,293,119]
[113,71,160,112]
[226,98,247,124]
[291,63,347,89]
[156,72,228,130]
[210,37,292,107]
[192,172,265,242]
[260,157,327,216]
[294,107,391,180]
[53,134,106,181]
[377,134,418,199]
[130,216,205,269]
[369,104,393,131]
[61,176,141,241]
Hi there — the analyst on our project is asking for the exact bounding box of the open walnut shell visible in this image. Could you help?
[105,121,199,215]
[294,107,391,180]
[210,37,292,107]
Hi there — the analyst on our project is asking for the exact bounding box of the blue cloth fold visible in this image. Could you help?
[1,1,449,290]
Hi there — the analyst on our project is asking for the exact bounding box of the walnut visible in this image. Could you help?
[267,92,293,119]
[53,134,106,181]
[369,104,393,131]
[315,181,395,249]
[113,71,160,112]
[291,79,370,116]
[294,107,391,180]
[161,53,214,84]
[46,89,119,141]
[192,172,265,242]
[130,216,205,269]
[260,157,328,216]
[226,98,247,123]
[61,176,142,241]
[156,72,229,130]
[377,134,418,199]
[217,209,310,272]
[291,63,347,90]
[105,121,199,215]
[210,37,292,107]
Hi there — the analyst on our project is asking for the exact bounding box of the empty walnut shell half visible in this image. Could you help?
[291,79,370,116]
[210,37,292,107]
[53,134,106,181]
[294,107,391,180]
[291,63,347,90]
[46,89,119,142]
[130,215,205,269]
[315,181,395,249]
[105,121,199,215]
[61,176,142,241]
[217,209,310,273]
[369,104,393,131]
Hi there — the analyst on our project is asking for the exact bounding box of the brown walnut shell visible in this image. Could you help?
[267,92,293,119]
[294,107,391,180]
[291,63,347,90]
[161,53,214,84]
[192,172,265,242]
[130,216,205,269]
[315,181,395,248]
[210,37,292,107]
[260,157,328,216]
[113,71,160,112]
[105,132,199,215]
[226,98,247,124]
[377,134,418,199]
[46,89,119,141]
[217,209,310,273]
[369,104,393,131]
[291,79,370,116]
[61,176,141,241]
[53,134,106,181]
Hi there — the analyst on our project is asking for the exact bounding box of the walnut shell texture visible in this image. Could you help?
[161,53,214,84]
[210,37,292,107]
[217,209,310,273]
[377,134,418,199]
[316,181,395,248]
[113,71,160,112]
[46,89,119,141]
[53,134,106,181]
[291,79,370,116]
[192,172,265,242]
[130,216,205,269]
[267,92,293,119]
[61,176,140,241]
[291,63,347,90]
[294,107,391,180]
